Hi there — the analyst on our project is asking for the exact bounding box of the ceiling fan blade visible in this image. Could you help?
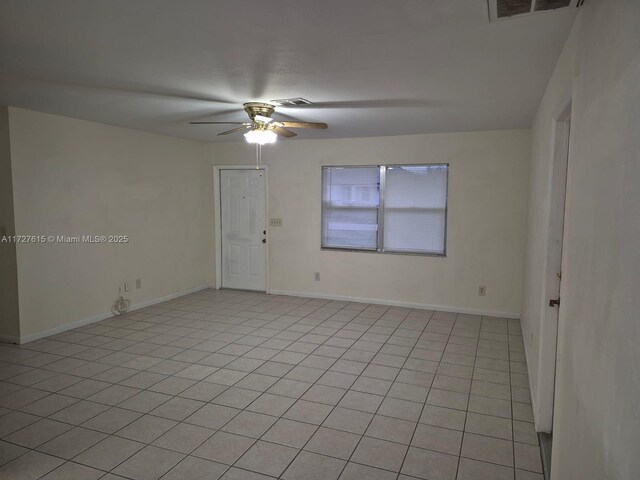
[271,126,297,138]
[218,126,250,136]
[277,99,439,109]
[185,108,245,122]
[279,121,328,129]
[190,121,249,125]
[2,75,238,105]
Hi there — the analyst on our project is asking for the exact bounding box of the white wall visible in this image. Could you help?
[208,129,530,317]
[8,108,213,341]
[523,1,640,478]
[0,107,20,339]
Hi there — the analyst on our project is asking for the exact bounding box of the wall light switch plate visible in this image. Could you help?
[270,218,283,227]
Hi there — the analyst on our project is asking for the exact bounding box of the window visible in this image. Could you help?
[321,166,379,250]
[383,165,448,254]
[322,164,448,255]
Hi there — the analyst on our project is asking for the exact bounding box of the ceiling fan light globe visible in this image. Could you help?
[244,129,277,145]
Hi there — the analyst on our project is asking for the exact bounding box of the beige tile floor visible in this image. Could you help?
[0,289,543,480]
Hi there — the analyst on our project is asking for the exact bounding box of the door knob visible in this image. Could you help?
[549,298,560,307]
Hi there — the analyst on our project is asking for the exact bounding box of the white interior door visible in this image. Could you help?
[220,169,267,291]
[539,108,571,434]
[548,117,570,425]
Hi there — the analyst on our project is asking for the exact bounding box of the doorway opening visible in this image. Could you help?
[538,101,571,478]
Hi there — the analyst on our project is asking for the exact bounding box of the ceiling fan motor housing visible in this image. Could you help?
[189,101,326,138]
[244,102,275,120]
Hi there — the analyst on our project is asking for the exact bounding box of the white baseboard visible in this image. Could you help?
[522,323,542,432]
[4,286,518,346]
[267,289,520,319]
[0,334,20,344]
[10,285,210,345]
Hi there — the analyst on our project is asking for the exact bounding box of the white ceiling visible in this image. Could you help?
[0,1,577,142]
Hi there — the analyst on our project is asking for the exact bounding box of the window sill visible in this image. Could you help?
[321,247,446,258]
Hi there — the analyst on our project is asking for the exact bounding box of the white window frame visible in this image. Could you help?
[321,163,449,256]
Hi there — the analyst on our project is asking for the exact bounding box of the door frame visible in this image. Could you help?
[213,165,269,292]
[536,94,572,433]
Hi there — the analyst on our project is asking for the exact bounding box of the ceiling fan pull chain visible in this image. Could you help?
[255,143,262,168]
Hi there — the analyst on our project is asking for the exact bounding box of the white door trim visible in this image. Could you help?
[213,165,269,292]
[535,93,572,433]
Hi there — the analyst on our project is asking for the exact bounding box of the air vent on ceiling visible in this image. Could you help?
[270,97,313,106]
[534,0,572,11]
[488,0,583,21]
[498,0,533,17]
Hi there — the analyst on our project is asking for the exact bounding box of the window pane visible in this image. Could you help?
[383,165,448,254]
[322,166,379,249]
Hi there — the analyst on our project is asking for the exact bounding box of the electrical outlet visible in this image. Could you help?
[124,281,129,292]
[478,286,487,296]
[314,272,320,281]
[136,279,142,289]
[270,218,283,227]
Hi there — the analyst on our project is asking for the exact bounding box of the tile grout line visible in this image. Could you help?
[264,302,400,479]
[393,309,449,480]
[0,291,534,480]
[454,312,482,480]
[329,307,431,480]
[56,294,336,480]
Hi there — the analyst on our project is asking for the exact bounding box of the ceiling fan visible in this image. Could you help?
[189,102,327,144]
